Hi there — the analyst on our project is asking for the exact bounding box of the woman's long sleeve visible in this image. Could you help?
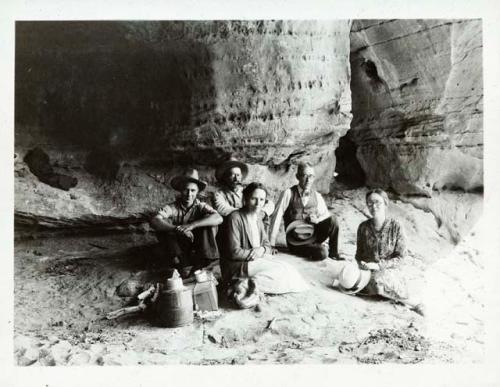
[226,213,252,261]
[391,222,407,259]
[355,223,366,262]
[260,220,272,254]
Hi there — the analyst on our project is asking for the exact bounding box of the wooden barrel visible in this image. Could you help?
[153,288,193,327]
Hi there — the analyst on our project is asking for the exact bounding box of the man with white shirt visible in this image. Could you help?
[150,168,222,275]
[269,162,340,260]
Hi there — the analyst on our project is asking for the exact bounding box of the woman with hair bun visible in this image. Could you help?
[220,182,308,296]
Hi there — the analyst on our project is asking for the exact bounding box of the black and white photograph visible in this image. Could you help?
[2,1,500,386]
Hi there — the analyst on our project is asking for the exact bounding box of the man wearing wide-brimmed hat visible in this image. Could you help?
[269,162,341,261]
[150,168,222,274]
[213,157,275,222]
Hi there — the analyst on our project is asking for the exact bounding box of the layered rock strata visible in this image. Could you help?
[15,21,352,228]
[349,19,483,196]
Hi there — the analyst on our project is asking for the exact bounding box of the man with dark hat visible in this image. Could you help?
[269,162,341,261]
[213,157,275,222]
[150,168,223,274]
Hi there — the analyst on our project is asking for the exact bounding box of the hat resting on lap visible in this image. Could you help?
[285,220,316,246]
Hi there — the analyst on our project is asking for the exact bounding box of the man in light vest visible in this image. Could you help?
[269,162,340,260]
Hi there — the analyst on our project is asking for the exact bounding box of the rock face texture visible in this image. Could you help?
[15,21,352,229]
[349,20,483,196]
[15,20,351,185]
[15,20,483,242]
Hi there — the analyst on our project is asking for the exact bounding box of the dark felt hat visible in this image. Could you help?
[215,157,249,182]
[285,220,317,246]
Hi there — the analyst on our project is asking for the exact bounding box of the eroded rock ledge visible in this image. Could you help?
[16,21,352,192]
[14,20,483,243]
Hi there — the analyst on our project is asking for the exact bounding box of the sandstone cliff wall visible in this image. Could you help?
[15,20,483,242]
[349,19,483,196]
[15,20,352,227]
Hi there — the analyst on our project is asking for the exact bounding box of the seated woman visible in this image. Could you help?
[220,182,308,295]
[335,188,423,315]
[356,188,406,273]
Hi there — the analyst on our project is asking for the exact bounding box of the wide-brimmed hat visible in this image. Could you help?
[215,157,248,182]
[285,220,317,246]
[170,168,207,192]
[334,263,371,295]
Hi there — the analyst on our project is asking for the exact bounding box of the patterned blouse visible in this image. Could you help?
[355,218,407,264]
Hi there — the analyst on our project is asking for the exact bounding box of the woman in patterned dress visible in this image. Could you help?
[354,188,424,315]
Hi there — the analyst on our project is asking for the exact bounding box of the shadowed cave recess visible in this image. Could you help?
[15,19,483,243]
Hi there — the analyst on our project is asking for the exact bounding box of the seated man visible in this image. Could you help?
[268,162,340,260]
[150,168,223,275]
[213,157,275,225]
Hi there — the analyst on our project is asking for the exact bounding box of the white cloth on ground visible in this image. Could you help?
[247,256,309,294]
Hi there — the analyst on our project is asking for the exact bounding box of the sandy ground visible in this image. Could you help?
[13,190,484,365]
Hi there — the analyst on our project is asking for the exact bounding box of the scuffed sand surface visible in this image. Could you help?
[14,190,484,365]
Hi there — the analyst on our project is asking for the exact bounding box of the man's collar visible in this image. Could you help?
[222,184,243,195]
[177,198,199,211]
[297,185,312,196]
